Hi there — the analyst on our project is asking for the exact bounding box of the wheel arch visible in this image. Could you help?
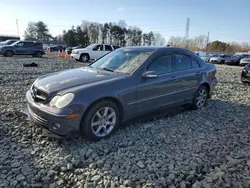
[80,96,124,125]
[200,82,210,96]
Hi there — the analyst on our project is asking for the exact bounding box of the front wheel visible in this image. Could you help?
[80,54,89,62]
[191,85,208,109]
[4,50,14,57]
[81,100,120,141]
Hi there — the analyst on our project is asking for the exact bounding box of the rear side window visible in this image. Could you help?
[175,54,192,71]
[147,55,173,75]
[191,57,200,68]
[105,45,113,51]
[24,42,35,47]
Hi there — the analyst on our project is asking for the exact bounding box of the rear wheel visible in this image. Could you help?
[35,51,43,58]
[191,85,208,109]
[81,100,120,141]
[80,53,89,62]
[4,50,14,57]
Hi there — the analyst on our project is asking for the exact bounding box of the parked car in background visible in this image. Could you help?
[71,44,118,62]
[240,57,250,66]
[225,55,243,66]
[26,46,217,140]
[48,45,65,52]
[0,39,19,46]
[241,63,250,85]
[112,45,120,50]
[209,54,232,64]
[0,40,45,57]
[65,45,85,55]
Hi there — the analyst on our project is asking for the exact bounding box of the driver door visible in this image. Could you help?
[135,53,181,114]
[92,45,105,60]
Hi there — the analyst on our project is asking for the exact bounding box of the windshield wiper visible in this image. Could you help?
[101,67,116,73]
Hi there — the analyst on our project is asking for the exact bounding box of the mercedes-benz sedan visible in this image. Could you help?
[26,46,218,140]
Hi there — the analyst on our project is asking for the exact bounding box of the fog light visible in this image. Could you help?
[53,123,60,130]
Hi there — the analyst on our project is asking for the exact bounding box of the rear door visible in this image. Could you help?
[173,53,202,100]
[135,53,181,114]
[23,42,35,54]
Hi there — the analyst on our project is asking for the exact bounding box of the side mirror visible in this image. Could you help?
[142,71,158,80]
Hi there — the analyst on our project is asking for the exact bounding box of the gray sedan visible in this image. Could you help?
[26,46,218,140]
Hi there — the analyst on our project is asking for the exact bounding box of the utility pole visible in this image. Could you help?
[185,18,190,48]
[16,19,20,38]
[206,32,210,52]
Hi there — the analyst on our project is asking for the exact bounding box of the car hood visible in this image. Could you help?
[34,67,123,93]
[0,44,12,48]
[241,58,250,61]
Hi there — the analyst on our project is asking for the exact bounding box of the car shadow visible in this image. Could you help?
[11,99,249,187]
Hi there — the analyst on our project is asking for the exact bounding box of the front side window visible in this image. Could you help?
[175,54,192,71]
[93,45,103,51]
[147,55,173,75]
[90,49,153,74]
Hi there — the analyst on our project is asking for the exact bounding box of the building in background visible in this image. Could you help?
[0,35,20,42]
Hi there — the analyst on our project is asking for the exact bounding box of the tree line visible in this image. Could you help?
[55,20,166,47]
[24,20,250,53]
[168,36,250,53]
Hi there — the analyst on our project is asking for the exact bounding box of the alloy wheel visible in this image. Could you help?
[91,107,116,137]
[196,87,207,108]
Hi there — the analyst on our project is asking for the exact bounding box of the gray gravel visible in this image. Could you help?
[1,54,250,188]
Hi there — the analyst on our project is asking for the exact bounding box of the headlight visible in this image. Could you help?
[72,50,79,54]
[50,93,74,108]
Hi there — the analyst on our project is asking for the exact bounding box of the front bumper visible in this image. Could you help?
[225,61,238,65]
[70,53,80,60]
[26,90,82,136]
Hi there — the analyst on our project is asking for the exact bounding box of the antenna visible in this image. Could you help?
[16,19,20,38]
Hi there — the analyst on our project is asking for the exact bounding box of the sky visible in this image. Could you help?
[0,0,250,43]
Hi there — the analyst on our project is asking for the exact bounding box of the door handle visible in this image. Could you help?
[195,72,201,76]
[169,76,177,81]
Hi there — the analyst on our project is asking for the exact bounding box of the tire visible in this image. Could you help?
[34,51,43,58]
[80,53,89,62]
[191,85,209,110]
[81,100,120,141]
[4,50,14,57]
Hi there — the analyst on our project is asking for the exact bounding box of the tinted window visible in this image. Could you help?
[191,57,200,68]
[113,45,120,50]
[105,45,113,51]
[147,55,173,75]
[175,54,192,71]
[24,42,34,47]
[93,45,103,51]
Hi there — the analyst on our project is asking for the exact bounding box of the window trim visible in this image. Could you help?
[174,53,199,72]
[191,56,201,68]
[93,44,104,51]
[104,45,113,51]
[146,53,174,76]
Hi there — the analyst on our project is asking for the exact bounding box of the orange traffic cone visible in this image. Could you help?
[65,51,69,61]
[57,50,61,57]
[61,50,64,57]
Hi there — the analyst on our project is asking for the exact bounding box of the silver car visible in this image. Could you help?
[26,46,218,140]
[240,57,250,66]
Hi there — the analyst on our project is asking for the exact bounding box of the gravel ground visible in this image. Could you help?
[1,54,250,188]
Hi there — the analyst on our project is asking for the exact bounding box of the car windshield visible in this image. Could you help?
[90,49,153,74]
[85,44,96,49]
[10,41,20,46]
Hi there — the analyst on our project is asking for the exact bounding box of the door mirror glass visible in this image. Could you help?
[142,71,158,80]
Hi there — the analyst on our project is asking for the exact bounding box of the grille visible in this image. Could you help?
[31,86,48,103]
